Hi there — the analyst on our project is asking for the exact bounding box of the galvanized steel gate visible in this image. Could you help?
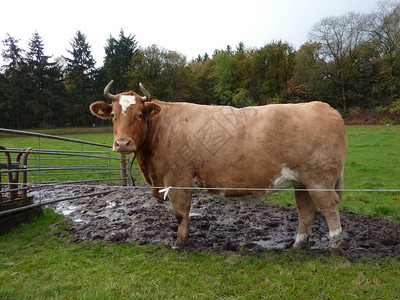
[0,128,133,227]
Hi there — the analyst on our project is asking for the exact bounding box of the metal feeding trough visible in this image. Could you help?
[0,146,34,211]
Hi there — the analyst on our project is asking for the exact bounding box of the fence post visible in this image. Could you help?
[120,153,127,186]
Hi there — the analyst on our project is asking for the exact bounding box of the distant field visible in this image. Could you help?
[0,126,112,138]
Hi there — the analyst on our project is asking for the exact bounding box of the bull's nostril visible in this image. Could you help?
[126,140,130,146]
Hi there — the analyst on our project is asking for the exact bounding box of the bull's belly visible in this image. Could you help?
[194,166,301,200]
[214,190,264,201]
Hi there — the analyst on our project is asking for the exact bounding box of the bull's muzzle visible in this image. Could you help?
[113,138,135,153]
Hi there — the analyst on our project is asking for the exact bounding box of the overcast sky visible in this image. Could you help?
[1,0,379,67]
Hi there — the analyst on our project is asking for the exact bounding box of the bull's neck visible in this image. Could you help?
[136,102,163,166]
[133,102,165,186]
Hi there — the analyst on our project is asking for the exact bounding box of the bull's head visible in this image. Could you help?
[89,80,161,153]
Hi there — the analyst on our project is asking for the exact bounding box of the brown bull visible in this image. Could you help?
[90,81,347,252]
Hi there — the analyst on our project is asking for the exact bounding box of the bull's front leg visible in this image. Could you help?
[168,188,192,249]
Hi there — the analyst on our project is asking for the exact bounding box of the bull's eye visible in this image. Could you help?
[110,113,115,119]
[137,113,144,119]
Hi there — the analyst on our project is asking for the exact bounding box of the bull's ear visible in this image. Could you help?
[90,101,112,119]
[143,103,161,120]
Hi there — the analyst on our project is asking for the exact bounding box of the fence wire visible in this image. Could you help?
[1,128,399,217]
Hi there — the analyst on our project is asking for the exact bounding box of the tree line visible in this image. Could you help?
[1,1,400,129]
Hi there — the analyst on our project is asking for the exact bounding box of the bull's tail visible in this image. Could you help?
[335,170,344,201]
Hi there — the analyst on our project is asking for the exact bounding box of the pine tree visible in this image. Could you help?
[103,29,138,91]
[26,31,65,127]
[64,31,97,126]
[0,72,12,127]
[64,31,97,92]
[1,34,27,128]
[1,34,25,71]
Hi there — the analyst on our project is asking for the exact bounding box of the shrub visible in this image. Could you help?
[270,94,284,104]
[348,106,364,118]
[379,116,396,125]
[232,89,257,108]
[389,99,400,114]
[376,106,388,113]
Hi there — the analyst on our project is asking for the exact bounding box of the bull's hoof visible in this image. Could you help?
[329,245,343,254]
[292,234,309,251]
[172,241,185,250]
[329,235,344,254]
[292,242,309,251]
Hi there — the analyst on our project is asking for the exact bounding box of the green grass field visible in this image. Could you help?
[0,210,399,299]
[343,126,400,220]
[0,125,399,299]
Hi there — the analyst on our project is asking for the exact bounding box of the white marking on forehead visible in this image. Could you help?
[119,95,136,115]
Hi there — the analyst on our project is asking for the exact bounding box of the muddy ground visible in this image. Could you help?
[31,184,400,260]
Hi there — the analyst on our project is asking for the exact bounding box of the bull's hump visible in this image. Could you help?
[119,95,136,115]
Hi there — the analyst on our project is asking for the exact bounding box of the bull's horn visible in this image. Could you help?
[104,80,116,101]
[139,83,151,102]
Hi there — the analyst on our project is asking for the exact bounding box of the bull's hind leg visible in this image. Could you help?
[293,190,317,250]
[168,188,192,249]
[308,189,343,253]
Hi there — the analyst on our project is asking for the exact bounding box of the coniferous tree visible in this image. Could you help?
[236,42,245,54]
[0,72,12,127]
[103,29,138,91]
[64,31,97,126]
[64,31,97,92]
[232,42,250,94]
[1,34,27,128]
[26,31,65,127]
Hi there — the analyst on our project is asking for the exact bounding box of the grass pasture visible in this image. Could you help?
[0,125,399,298]
[0,209,399,299]
[343,126,400,220]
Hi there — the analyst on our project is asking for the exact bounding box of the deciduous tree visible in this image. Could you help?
[213,50,233,104]
[309,12,371,111]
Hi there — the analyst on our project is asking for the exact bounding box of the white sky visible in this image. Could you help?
[1,0,379,67]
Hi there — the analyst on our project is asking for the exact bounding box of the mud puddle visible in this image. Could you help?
[30,185,400,259]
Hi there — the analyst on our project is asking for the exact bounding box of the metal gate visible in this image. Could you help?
[0,128,134,217]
